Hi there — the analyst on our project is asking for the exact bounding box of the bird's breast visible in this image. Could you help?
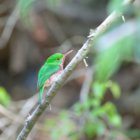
[50,70,63,83]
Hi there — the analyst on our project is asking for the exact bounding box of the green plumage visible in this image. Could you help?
[38,53,64,102]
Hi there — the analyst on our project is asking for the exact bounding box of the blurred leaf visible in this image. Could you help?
[18,0,34,15]
[91,108,105,117]
[91,98,100,107]
[50,115,76,140]
[0,87,11,106]
[95,46,122,82]
[74,102,83,116]
[109,114,121,127]
[95,35,134,82]
[84,122,97,138]
[59,111,69,119]
[103,102,116,115]
[95,122,106,136]
[107,0,123,14]
[85,120,105,138]
[92,82,107,100]
[107,81,121,99]
[47,0,63,7]
[17,0,35,27]
[102,102,121,127]
[44,118,56,131]
[51,128,62,140]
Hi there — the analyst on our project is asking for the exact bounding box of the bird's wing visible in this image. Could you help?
[38,64,60,89]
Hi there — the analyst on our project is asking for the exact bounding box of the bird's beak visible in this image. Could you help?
[64,50,73,57]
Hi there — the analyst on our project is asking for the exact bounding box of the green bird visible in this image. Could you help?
[38,50,73,103]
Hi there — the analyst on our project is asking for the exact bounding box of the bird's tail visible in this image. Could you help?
[39,86,44,104]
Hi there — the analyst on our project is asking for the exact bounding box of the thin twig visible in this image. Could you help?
[0,6,19,49]
[16,0,135,140]
[80,66,94,103]
[0,104,23,123]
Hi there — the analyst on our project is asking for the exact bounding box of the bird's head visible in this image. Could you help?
[47,50,73,65]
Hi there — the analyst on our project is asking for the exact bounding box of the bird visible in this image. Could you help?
[37,50,73,103]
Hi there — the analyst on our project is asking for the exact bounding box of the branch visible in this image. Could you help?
[80,66,94,103]
[17,0,135,140]
[0,6,19,49]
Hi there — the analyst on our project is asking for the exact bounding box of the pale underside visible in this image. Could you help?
[44,69,63,88]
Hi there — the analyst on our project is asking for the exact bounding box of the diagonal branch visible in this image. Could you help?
[16,0,135,140]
